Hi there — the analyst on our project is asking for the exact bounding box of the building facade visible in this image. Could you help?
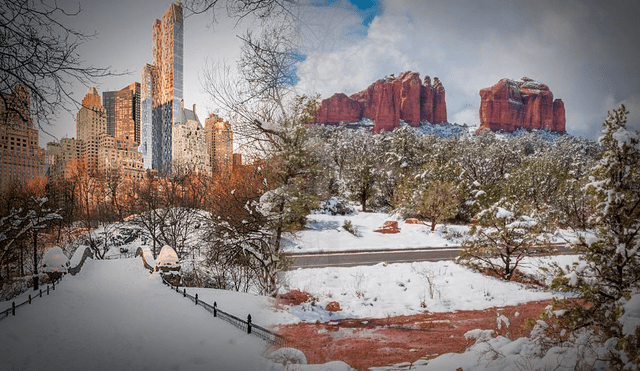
[0,85,45,190]
[103,82,141,144]
[46,138,81,179]
[48,87,144,181]
[204,113,233,174]
[76,87,107,175]
[139,2,183,173]
[172,102,209,174]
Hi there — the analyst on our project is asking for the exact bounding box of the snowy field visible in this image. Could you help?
[284,211,591,254]
[276,255,580,324]
[0,258,270,371]
[284,212,468,253]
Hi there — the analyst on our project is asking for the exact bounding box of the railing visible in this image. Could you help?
[160,275,286,347]
[0,278,62,322]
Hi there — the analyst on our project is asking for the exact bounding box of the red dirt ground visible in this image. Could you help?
[273,300,554,371]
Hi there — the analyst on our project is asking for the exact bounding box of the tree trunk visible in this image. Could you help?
[33,231,39,290]
[361,191,367,212]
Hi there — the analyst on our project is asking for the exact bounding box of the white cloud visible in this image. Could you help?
[451,108,479,127]
[295,0,640,140]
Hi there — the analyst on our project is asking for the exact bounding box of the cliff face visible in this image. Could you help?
[478,77,565,133]
[317,71,448,134]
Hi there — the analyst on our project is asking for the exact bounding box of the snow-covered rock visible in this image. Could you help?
[268,347,307,366]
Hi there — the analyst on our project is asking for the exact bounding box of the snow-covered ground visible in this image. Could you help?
[284,211,590,254]
[285,212,468,253]
[276,255,579,324]
[0,258,270,371]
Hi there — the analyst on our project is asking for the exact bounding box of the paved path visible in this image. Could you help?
[287,244,573,269]
[0,259,267,371]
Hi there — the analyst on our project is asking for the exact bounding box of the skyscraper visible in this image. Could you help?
[103,82,141,144]
[0,85,45,190]
[76,87,106,175]
[205,113,233,174]
[139,2,183,173]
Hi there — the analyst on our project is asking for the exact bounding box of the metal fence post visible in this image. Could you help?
[247,314,252,334]
[183,288,186,298]
[213,302,217,317]
[12,301,15,316]
[47,285,50,295]
[28,294,31,304]
[39,289,42,298]
[195,293,198,305]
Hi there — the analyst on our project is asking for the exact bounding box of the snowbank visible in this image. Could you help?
[42,246,69,273]
[156,245,179,267]
[278,258,578,323]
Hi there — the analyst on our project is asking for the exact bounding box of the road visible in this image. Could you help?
[286,244,573,269]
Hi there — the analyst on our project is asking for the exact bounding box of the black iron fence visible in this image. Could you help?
[0,278,62,322]
[161,275,286,347]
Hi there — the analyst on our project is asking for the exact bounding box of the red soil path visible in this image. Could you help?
[274,300,553,371]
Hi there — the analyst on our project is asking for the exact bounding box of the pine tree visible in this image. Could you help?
[549,106,640,369]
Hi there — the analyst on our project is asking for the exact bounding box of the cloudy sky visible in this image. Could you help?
[44,0,640,146]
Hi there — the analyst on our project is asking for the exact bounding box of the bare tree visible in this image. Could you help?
[184,0,297,22]
[1,0,117,129]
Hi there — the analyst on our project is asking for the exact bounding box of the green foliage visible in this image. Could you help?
[394,172,460,231]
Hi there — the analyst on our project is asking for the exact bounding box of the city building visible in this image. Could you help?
[46,138,81,179]
[139,2,183,173]
[204,113,234,174]
[76,87,106,175]
[103,82,141,143]
[0,85,45,190]
[48,87,144,181]
[172,102,209,174]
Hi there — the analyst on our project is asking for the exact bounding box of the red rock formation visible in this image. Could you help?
[317,71,448,134]
[317,93,363,124]
[325,301,342,312]
[432,77,447,124]
[374,221,400,234]
[478,77,566,133]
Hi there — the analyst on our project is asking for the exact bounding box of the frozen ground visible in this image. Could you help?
[276,255,580,324]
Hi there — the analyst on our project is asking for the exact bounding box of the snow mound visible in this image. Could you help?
[42,246,69,273]
[268,347,307,366]
[156,245,179,267]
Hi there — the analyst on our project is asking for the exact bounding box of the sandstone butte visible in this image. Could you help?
[478,77,566,133]
[316,71,447,134]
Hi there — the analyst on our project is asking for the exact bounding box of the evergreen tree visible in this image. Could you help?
[549,106,640,369]
[458,199,552,281]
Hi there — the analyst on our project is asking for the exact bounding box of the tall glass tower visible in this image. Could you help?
[139,2,183,173]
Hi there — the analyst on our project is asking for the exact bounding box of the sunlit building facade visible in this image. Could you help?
[139,2,183,173]
[103,82,141,144]
[0,85,45,190]
[76,87,106,175]
[204,113,233,174]
[48,87,144,181]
